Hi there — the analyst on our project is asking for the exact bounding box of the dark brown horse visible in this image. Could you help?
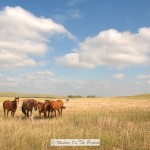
[22,99,38,118]
[37,102,46,118]
[47,100,65,118]
[3,97,19,117]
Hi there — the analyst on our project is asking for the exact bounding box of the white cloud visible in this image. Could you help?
[0,76,19,86]
[113,74,125,79]
[134,81,141,85]
[53,9,83,24]
[67,0,86,6]
[0,70,57,89]
[0,50,37,68]
[0,70,111,96]
[68,0,80,6]
[1,70,149,96]
[137,74,150,85]
[36,71,54,76]
[138,74,150,79]
[68,9,83,19]
[56,28,150,69]
[0,6,74,69]
[21,70,54,81]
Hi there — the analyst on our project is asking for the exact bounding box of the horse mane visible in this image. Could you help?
[13,97,19,109]
[12,101,17,109]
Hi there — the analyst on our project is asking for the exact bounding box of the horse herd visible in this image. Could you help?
[2,97,66,118]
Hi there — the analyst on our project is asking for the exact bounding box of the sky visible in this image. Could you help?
[0,0,150,97]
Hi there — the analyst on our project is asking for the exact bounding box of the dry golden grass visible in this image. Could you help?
[0,97,150,150]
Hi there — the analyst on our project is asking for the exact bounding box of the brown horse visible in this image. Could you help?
[37,102,46,118]
[22,99,38,118]
[3,97,19,117]
[48,100,66,118]
[44,100,55,118]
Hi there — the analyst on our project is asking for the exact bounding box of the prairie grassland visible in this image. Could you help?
[0,97,150,150]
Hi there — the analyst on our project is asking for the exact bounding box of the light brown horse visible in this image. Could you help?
[48,100,66,118]
[3,97,19,117]
[22,99,38,118]
[37,102,46,118]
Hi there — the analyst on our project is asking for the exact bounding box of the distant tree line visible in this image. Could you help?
[87,95,95,98]
[67,95,82,98]
[67,95,96,98]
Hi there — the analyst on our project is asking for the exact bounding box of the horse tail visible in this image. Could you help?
[3,101,5,109]
[62,106,66,109]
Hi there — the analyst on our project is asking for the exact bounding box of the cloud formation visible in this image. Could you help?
[0,69,111,96]
[56,28,150,69]
[138,74,150,79]
[137,74,150,85]
[0,6,74,69]
[113,74,125,79]
[67,0,86,6]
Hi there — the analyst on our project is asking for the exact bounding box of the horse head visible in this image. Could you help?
[33,100,38,111]
[44,100,50,109]
[15,97,19,104]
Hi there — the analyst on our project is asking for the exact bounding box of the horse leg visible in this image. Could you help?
[24,110,27,118]
[22,107,27,118]
[39,112,41,118]
[13,111,15,117]
[58,109,60,116]
[51,110,53,118]
[59,108,62,117]
[54,110,57,118]
[4,108,6,116]
[44,111,46,118]
[7,110,9,117]
[27,111,29,117]
[12,111,16,117]
[11,111,13,117]
[47,110,50,118]
[44,111,47,118]
[61,108,62,115]
[30,110,32,118]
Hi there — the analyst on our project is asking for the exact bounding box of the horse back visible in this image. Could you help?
[51,100,63,110]
[22,99,30,110]
[22,99,36,111]
[3,100,12,110]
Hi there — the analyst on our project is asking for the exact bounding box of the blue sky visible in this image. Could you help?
[0,0,150,96]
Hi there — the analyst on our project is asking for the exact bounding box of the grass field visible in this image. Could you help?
[0,97,150,150]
